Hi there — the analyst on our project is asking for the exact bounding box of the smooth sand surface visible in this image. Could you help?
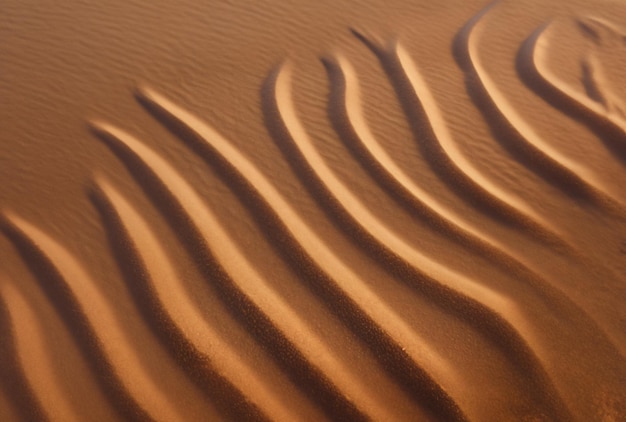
[2,0,626,420]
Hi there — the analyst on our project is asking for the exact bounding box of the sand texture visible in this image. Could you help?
[1,0,626,420]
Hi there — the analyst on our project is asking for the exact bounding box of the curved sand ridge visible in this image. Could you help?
[454,2,626,212]
[518,18,626,168]
[0,276,48,422]
[2,3,626,421]
[515,16,626,358]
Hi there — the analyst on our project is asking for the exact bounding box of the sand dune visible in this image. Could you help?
[1,0,626,420]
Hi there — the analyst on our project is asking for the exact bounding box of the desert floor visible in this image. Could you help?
[1,0,626,420]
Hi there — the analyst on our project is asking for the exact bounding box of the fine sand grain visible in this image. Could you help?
[1,0,626,420]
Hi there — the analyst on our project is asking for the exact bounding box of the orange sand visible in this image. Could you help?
[1,0,626,420]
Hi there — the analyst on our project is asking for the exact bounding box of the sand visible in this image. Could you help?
[1,0,626,420]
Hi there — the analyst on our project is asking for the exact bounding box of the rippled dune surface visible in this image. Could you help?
[1,0,626,420]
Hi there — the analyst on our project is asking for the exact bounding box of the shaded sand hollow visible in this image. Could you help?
[1,0,626,420]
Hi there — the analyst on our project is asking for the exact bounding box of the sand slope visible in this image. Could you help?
[1,0,626,420]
